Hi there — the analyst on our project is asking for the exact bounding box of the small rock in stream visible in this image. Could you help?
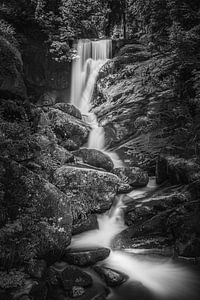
[63,248,110,267]
[93,266,128,287]
[114,167,149,188]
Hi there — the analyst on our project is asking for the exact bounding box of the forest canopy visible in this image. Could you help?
[0,0,199,63]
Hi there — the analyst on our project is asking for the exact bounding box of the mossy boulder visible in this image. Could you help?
[53,166,122,220]
[0,158,72,267]
[73,148,114,172]
[45,108,90,149]
[54,103,82,120]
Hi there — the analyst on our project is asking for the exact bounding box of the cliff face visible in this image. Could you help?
[92,43,198,172]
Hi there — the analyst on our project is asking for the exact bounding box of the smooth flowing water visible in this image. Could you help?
[71,181,200,300]
[70,40,200,300]
[71,39,123,167]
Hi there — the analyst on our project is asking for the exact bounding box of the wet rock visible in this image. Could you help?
[73,148,114,172]
[61,266,92,290]
[113,210,174,250]
[27,259,47,279]
[125,206,155,227]
[54,103,82,120]
[53,166,121,219]
[46,108,89,148]
[93,266,128,287]
[63,248,110,267]
[113,167,149,187]
[72,214,98,235]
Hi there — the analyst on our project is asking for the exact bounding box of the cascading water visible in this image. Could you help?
[70,180,200,300]
[70,40,200,300]
[71,39,123,167]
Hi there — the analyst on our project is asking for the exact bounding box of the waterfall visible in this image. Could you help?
[71,39,123,166]
[71,39,112,114]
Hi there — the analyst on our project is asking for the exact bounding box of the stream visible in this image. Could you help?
[70,39,200,300]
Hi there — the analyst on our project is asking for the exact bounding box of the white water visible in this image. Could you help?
[71,39,123,167]
[71,179,199,299]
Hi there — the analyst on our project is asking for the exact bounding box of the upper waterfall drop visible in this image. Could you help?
[70,39,123,167]
[70,39,112,114]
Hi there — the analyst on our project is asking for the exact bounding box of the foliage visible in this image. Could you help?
[0,19,18,47]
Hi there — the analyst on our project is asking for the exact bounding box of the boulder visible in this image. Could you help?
[46,108,90,148]
[113,167,149,187]
[63,248,110,267]
[0,158,72,266]
[54,103,82,120]
[53,165,122,220]
[112,210,174,250]
[73,148,114,172]
[93,266,128,287]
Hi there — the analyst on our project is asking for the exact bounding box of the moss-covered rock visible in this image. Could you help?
[53,165,122,220]
[45,108,90,149]
[0,158,72,267]
[73,148,114,172]
[54,103,82,120]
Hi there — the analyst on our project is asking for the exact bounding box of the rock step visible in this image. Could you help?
[63,248,111,267]
[93,266,128,287]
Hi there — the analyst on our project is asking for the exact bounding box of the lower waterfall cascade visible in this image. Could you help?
[70,39,200,300]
